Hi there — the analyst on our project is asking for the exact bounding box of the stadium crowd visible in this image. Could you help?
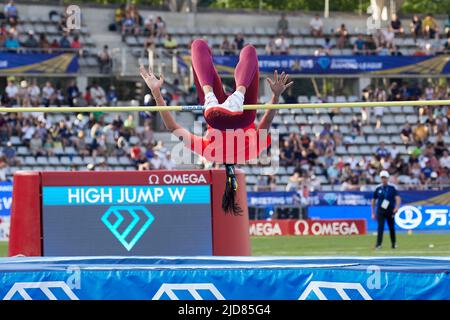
[275,83,450,192]
[113,2,450,57]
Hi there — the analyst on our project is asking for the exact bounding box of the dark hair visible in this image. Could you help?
[221,164,242,215]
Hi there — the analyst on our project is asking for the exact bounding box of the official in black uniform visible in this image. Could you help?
[371,170,401,249]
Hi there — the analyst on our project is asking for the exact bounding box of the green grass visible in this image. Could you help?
[251,233,450,256]
[0,242,7,257]
[1,234,449,258]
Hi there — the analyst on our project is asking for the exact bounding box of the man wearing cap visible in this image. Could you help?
[371,170,401,249]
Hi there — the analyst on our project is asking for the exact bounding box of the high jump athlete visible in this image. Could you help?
[140,39,292,214]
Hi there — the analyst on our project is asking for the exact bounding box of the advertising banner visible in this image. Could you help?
[0,52,78,74]
[180,54,450,75]
[0,182,12,241]
[249,219,366,236]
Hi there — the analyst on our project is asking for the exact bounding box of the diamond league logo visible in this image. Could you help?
[101,206,154,251]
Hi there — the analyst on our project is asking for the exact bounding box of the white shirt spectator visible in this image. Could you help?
[162,155,176,170]
[42,85,54,99]
[90,85,107,106]
[6,84,18,98]
[28,85,40,99]
[150,155,163,169]
[274,37,290,53]
[310,17,323,31]
[23,125,36,141]
[390,146,399,159]
[440,153,450,169]
[382,28,395,45]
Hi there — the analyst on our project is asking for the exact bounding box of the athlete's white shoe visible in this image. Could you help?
[204,91,244,118]
[204,92,219,109]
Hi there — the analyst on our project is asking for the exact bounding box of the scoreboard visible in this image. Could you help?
[8,170,250,256]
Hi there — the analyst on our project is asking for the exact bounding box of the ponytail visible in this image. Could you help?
[221,164,243,215]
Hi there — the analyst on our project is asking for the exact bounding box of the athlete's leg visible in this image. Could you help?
[233,44,259,127]
[191,39,227,104]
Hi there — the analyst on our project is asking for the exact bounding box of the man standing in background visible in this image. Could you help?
[372,171,401,249]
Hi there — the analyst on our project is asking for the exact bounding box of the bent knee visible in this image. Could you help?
[191,39,209,50]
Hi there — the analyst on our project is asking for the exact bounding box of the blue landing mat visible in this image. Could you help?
[0,256,449,300]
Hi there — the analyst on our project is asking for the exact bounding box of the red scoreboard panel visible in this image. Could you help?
[8,169,251,256]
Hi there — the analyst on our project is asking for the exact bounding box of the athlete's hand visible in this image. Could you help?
[266,70,293,98]
[140,64,164,95]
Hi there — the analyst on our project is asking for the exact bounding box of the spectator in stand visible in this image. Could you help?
[420,160,434,184]
[17,80,30,107]
[365,34,377,55]
[390,13,404,35]
[39,34,50,52]
[50,39,60,52]
[114,4,126,30]
[155,16,166,39]
[274,34,290,55]
[98,45,112,74]
[410,15,422,41]
[28,79,40,108]
[310,13,323,37]
[143,14,155,36]
[2,141,19,165]
[0,156,7,181]
[42,81,56,107]
[381,26,395,50]
[29,132,45,156]
[277,13,289,36]
[5,79,18,107]
[0,23,8,46]
[23,30,39,51]
[4,0,18,25]
[107,85,118,106]
[441,37,450,54]
[234,33,245,51]
[280,139,294,166]
[321,37,333,55]
[220,36,236,55]
[440,149,450,169]
[265,36,276,55]
[122,13,137,40]
[423,13,439,39]
[443,14,450,38]
[376,141,390,160]
[335,24,348,50]
[5,33,19,52]
[71,34,83,56]
[59,33,71,50]
[66,80,79,108]
[353,34,365,55]
[163,34,178,54]
[90,82,107,106]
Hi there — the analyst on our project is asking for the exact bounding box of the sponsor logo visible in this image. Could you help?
[3,281,79,300]
[152,283,225,300]
[395,206,422,230]
[294,220,362,236]
[299,281,372,300]
[101,206,154,251]
[148,173,208,185]
[249,222,283,236]
[323,193,338,205]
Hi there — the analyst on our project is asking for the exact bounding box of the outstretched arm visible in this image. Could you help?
[140,65,191,141]
[257,70,293,131]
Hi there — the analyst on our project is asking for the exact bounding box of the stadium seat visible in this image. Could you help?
[60,157,72,165]
[16,146,29,155]
[24,156,36,165]
[48,157,60,165]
